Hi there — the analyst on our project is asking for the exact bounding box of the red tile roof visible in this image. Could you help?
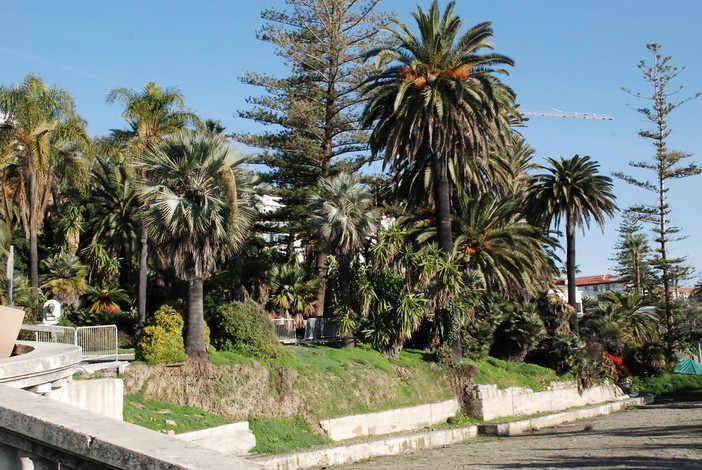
[554,274,625,287]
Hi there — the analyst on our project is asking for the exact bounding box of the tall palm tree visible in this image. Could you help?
[309,173,379,343]
[0,74,89,295]
[139,131,252,361]
[527,155,617,331]
[361,0,516,254]
[107,82,200,325]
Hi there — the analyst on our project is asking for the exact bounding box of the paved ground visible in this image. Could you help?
[333,402,702,469]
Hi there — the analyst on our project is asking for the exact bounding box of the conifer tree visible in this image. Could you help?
[615,43,701,336]
[611,208,653,295]
[236,0,391,316]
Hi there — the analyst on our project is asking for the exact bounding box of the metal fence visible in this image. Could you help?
[272,318,297,344]
[24,324,76,345]
[271,317,338,344]
[20,324,118,361]
[303,318,337,342]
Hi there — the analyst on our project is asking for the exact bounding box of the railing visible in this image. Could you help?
[20,324,118,361]
[272,318,297,344]
[271,317,337,344]
[303,317,337,342]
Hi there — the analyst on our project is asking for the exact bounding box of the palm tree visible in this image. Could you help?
[107,82,200,325]
[40,251,88,309]
[527,155,617,332]
[268,264,318,328]
[361,0,516,254]
[451,193,556,300]
[0,74,89,295]
[139,131,252,361]
[308,173,379,344]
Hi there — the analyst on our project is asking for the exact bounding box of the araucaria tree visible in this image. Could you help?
[615,43,701,336]
[139,132,251,361]
[527,155,617,332]
[236,0,391,317]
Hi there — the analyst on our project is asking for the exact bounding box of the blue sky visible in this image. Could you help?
[3,1,701,284]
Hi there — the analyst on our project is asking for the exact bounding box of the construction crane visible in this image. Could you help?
[520,109,613,120]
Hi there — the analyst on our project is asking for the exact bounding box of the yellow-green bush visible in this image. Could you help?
[210,300,285,359]
[136,305,187,364]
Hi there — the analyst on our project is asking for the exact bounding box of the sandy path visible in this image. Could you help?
[332,402,702,469]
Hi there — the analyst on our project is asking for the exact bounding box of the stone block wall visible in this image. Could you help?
[319,399,460,441]
[466,381,625,420]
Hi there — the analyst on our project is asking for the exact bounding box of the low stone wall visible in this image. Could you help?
[478,395,654,436]
[252,425,477,470]
[319,399,459,441]
[467,381,625,421]
[0,384,262,470]
[176,421,256,455]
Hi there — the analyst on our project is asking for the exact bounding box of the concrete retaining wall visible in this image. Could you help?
[478,395,654,436]
[252,425,477,470]
[319,399,459,441]
[176,421,256,455]
[47,378,124,421]
[467,381,625,420]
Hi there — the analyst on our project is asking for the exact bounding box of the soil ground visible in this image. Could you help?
[333,401,702,469]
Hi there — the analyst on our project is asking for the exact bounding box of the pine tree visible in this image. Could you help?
[615,43,701,337]
[235,0,391,316]
[611,208,653,295]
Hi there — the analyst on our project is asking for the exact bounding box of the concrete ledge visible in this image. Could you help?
[0,384,263,469]
[176,421,256,455]
[319,399,459,441]
[478,395,654,436]
[251,425,477,470]
[0,341,81,389]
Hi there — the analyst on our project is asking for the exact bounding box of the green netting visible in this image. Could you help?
[673,358,702,375]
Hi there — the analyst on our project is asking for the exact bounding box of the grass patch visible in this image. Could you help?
[208,349,255,365]
[123,394,232,434]
[249,416,331,454]
[632,373,702,398]
[467,357,565,391]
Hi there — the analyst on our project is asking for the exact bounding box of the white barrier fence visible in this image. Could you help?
[21,324,118,361]
[271,317,337,344]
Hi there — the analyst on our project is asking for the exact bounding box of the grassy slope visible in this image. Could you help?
[123,345,564,453]
[632,373,702,398]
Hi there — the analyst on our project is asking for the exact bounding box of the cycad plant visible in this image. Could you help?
[40,251,88,309]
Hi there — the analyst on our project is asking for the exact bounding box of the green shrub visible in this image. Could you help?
[210,300,285,359]
[135,305,187,364]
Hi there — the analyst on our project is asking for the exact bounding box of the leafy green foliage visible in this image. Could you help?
[632,373,702,398]
[209,300,285,359]
[135,305,187,364]
[492,302,546,361]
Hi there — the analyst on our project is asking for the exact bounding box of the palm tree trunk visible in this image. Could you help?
[314,251,328,317]
[431,153,453,254]
[565,217,578,335]
[28,169,39,297]
[186,276,208,362]
[340,253,355,348]
[431,152,461,360]
[138,225,148,326]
